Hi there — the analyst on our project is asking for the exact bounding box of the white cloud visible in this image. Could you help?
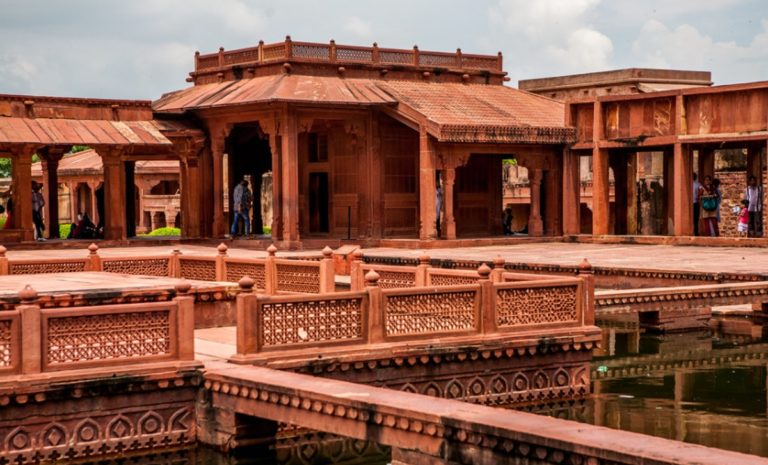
[631,18,768,83]
[343,16,373,38]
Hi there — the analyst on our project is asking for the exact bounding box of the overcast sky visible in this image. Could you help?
[0,0,766,100]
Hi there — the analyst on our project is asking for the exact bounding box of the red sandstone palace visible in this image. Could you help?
[0,37,765,244]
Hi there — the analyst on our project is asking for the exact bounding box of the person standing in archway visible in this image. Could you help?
[744,175,763,237]
[230,179,252,238]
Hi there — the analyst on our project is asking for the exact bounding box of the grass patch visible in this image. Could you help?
[146,227,181,237]
[59,223,72,238]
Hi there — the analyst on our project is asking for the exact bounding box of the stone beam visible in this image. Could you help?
[203,365,768,465]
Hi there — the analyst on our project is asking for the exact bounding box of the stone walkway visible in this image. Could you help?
[8,241,768,274]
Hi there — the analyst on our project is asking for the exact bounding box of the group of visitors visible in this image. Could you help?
[694,173,763,238]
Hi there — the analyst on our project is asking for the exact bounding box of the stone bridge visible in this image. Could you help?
[200,363,768,465]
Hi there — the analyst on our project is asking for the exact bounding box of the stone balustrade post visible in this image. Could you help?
[170,249,182,278]
[86,243,101,272]
[319,246,335,294]
[477,264,495,334]
[235,276,260,357]
[174,281,195,361]
[17,285,41,375]
[215,243,228,281]
[265,244,278,295]
[415,253,430,287]
[0,246,8,275]
[491,256,506,283]
[578,259,596,326]
[365,270,385,344]
[350,249,364,291]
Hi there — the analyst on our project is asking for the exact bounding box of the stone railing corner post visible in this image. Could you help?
[492,256,506,283]
[0,246,8,275]
[86,243,102,272]
[416,253,430,287]
[319,246,335,294]
[365,270,384,344]
[17,285,41,374]
[578,258,596,326]
[174,281,195,361]
[350,249,364,291]
[236,276,260,356]
[170,249,182,278]
[215,243,228,281]
[265,244,278,295]
[477,263,495,334]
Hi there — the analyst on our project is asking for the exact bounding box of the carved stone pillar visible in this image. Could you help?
[269,133,282,241]
[418,126,437,240]
[592,148,610,235]
[99,148,126,240]
[673,143,693,236]
[211,134,226,237]
[11,146,35,241]
[528,168,544,236]
[87,181,99,225]
[281,109,300,242]
[67,181,77,225]
[562,147,581,235]
[442,167,456,240]
[40,148,65,239]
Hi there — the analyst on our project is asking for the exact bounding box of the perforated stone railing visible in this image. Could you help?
[0,283,195,376]
[232,262,594,362]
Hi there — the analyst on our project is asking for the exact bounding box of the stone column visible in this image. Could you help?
[67,181,77,225]
[673,143,693,236]
[626,153,638,235]
[40,149,64,239]
[562,147,581,235]
[269,134,282,241]
[211,135,226,237]
[592,101,610,236]
[281,109,300,242]
[418,126,437,240]
[99,148,126,240]
[442,167,456,239]
[663,149,675,235]
[87,181,99,225]
[184,156,202,238]
[12,147,35,241]
[528,168,544,236]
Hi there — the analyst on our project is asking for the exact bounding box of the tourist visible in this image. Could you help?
[230,179,252,237]
[435,180,443,238]
[699,176,719,237]
[692,173,701,235]
[32,182,46,241]
[503,204,514,235]
[72,212,97,239]
[744,175,763,237]
[737,199,749,237]
[2,189,11,230]
[713,178,723,234]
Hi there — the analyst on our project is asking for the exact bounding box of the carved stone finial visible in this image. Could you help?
[493,256,505,269]
[0,245,7,257]
[217,243,228,255]
[267,244,278,257]
[175,280,192,295]
[352,249,363,261]
[19,285,38,303]
[578,258,593,274]
[322,246,333,258]
[239,276,255,292]
[88,243,99,255]
[418,253,430,266]
[477,263,492,279]
[365,270,380,287]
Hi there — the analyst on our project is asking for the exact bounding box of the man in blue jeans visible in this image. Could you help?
[230,179,253,237]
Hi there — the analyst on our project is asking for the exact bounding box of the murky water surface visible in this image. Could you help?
[83,315,768,463]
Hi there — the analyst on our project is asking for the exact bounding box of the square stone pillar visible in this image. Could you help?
[268,134,283,241]
[11,147,35,241]
[40,150,64,239]
[591,148,610,235]
[99,148,126,240]
[561,148,581,235]
[673,143,693,236]
[418,127,437,240]
[528,168,544,236]
[180,156,203,238]
[442,167,456,240]
[281,110,300,242]
[211,135,226,237]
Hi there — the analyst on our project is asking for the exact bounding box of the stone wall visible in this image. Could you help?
[713,170,768,237]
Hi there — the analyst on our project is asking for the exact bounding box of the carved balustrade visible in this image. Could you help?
[232,264,593,363]
[0,284,195,376]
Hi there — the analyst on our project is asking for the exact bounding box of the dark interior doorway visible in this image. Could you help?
[309,172,329,233]
[227,124,273,236]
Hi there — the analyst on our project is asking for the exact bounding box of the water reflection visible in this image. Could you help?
[533,314,768,457]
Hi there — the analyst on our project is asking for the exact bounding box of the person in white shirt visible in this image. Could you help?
[744,175,763,237]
